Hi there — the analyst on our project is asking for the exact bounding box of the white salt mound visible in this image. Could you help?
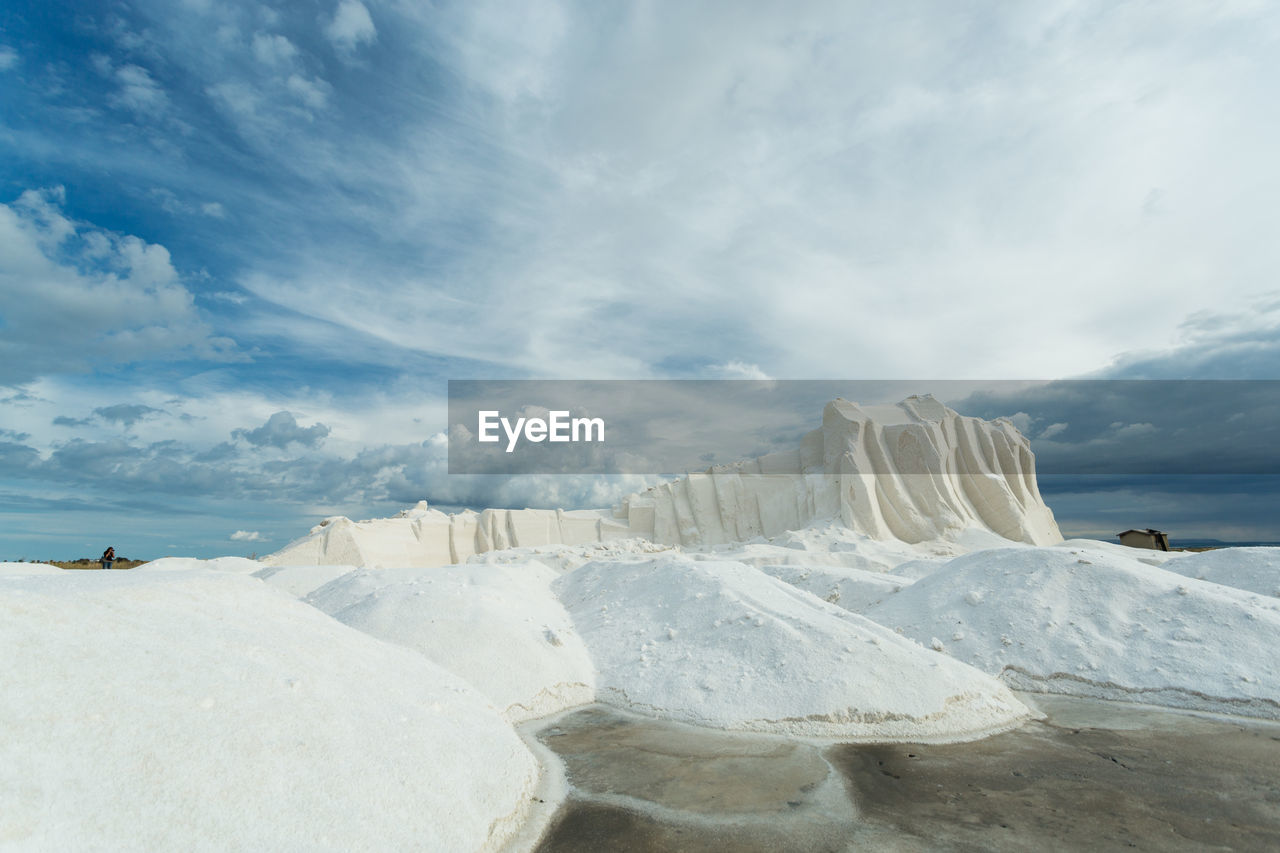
[304,565,434,614]
[867,546,1280,718]
[317,562,595,723]
[694,525,931,572]
[252,563,357,597]
[554,555,1032,741]
[0,569,538,852]
[1161,547,1280,598]
[134,556,262,574]
[1053,538,1178,567]
[758,563,912,613]
[0,562,62,575]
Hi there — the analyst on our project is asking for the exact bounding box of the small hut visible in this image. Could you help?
[1117,528,1170,551]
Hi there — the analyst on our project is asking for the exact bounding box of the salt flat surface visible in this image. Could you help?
[1161,546,1280,597]
[554,555,1032,740]
[0,568,538,852]
[866,545,1280,718]
[314,562,595,723]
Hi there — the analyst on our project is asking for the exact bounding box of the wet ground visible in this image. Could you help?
[531,696,1280,852]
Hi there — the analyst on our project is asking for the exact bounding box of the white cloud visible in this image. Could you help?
[205,80,262,123]
[151,189,228,219]
[711,361,771,381]
[113,64,169,116]
[251,32,298,66]
[1040,422,1069,440]
[323,0,377,56]
[0,188,240,384]
[0,46,18,71]
[1113,422,1158,438]
[373,0,1280,380]
[230,530,262,541]
[13,0,1280,390]
[1005,412,1035,434]
[285,74,330,110]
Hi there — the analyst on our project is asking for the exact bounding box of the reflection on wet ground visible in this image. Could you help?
[533,696,1280,852]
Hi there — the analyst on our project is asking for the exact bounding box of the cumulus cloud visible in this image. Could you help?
[230,529,262,541]
[712,361,772,381]
[94,404,162,427]
[0,188,240,384]
[323,0,377,55]
[1005,412,1035,434]
[232,411,331,449]
[1039,422,1069,440]
[0,414,648,514]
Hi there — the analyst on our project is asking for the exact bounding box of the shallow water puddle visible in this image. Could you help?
[532,698,1280,852]
[532,705,859,852]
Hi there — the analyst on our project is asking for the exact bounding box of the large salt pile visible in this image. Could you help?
[262,396,1063,569]
[251,562,358,597]
[307,562,596,722]
[866,545,1280,718]
[0,568,539,851]
[619,396,1062,547]
[0,561,62,575]
[1161,547,1280,598]
[755,562,914,613]
[554,554,1033,740]
[133,556,263,574]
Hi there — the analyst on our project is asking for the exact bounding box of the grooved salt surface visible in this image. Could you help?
[622,396,1062,548]
[867,546,1280,718]
[554,555,1032,740]
[0,569,538,852]
[308,562,596,723]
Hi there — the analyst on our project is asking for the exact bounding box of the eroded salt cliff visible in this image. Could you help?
[262,395,1061,568]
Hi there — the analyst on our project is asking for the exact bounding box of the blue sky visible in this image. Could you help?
[3,1,1280,558]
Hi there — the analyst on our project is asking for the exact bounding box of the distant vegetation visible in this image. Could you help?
[10,558,149,570]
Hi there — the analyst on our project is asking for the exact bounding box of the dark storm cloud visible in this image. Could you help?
[93,404,161,426]
[952,380,1280,475]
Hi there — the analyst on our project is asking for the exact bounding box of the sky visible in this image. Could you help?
[3,0,1280,558]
